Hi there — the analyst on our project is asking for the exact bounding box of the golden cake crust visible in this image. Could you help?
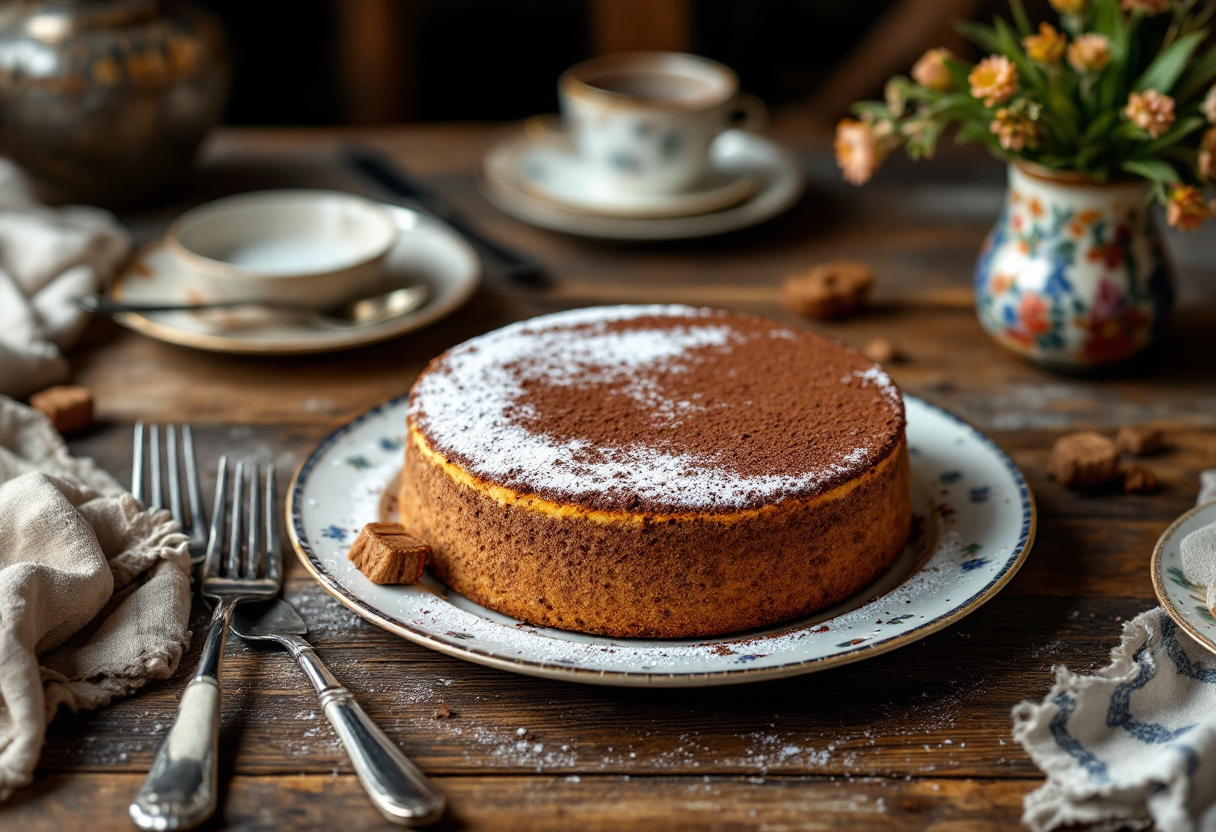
[400,305,911,638]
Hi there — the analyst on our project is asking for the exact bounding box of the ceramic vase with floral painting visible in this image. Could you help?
[973,162,1173,370]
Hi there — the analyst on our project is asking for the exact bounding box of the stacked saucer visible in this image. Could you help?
[481,52,803,241]
[482,124,802,241]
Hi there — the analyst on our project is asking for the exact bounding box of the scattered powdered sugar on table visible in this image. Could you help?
[410,304,882,511]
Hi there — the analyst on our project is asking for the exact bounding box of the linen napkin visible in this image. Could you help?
[1013,469,1216,832]
[0,395,191,800]
[0,159,130,398]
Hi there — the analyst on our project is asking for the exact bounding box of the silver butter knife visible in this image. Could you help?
[231,598,445,826]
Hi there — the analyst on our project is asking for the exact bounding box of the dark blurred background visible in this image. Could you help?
[194,0,1033,127]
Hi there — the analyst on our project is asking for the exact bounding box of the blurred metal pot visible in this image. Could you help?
[0,0,229,206]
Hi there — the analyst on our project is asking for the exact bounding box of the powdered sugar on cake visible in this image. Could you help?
[409,305,901,512]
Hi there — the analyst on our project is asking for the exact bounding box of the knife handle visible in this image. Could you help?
[282,636,446,826]
[130,597,236,831]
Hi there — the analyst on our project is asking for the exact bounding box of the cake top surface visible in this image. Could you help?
[408,305,904,514]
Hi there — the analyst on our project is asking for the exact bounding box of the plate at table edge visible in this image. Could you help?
[1152,499,1216,653]
[287,394,1036,687]
[108,204,481,355]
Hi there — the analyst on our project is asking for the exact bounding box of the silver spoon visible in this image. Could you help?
[77,285,428,330]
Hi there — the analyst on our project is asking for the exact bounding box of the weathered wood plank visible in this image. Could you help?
[38,594,1149,778]
[6,773,1036,831]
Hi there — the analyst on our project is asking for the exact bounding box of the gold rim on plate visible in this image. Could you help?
[1152,498,1216,654]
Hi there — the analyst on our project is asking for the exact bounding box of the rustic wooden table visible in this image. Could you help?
[7,122,1216,831]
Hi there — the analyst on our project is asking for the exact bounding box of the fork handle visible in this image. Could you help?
[282,635,445,826]
[130,597,236,831]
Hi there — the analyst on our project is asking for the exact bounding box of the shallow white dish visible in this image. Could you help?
[515,130,759,218]
[111,205,480,355]
[1153,499,1216,652]
[166,189,399,309]
[481,126,803,240]
[288,395,1036,687]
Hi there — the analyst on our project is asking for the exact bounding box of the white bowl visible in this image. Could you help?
[166,190,399,309]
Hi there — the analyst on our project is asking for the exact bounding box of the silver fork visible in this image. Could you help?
[130,458,281,831]
[132,422,208,564]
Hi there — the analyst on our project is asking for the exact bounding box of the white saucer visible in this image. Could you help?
[1152,499,1216,653]
[516,132,759,218]
[287,395,1036,687]
[482,126,803,240]
[110,205,480,355]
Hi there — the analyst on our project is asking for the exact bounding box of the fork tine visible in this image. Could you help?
[226,461,245,578]
[264,463,281,586]
[245,463,260,579]
[167,424,184,528]
[149,424,163,509]
[204,456,228,578]
[132,421,145,504]
[182,425,205,542]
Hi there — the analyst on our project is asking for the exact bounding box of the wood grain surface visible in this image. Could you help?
[16,121,1216,830]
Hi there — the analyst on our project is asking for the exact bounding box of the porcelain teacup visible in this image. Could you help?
[558,52,764,197]
[165,190,399,310]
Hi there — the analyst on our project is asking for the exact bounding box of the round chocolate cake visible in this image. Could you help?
[400,305,910,638]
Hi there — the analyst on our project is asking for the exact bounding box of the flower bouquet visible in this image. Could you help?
[835,0,1216,367]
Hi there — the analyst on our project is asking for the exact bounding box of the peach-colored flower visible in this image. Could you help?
[989,108,1039,151]
[1200,127,1216,179]
[1049,0,1087,12]
[1121,0,1171,12]
[969,56,1018,107]
[912,48,954,91]
[1203,86,1216,124]
[1025,23,1066,66]
[1166,186,1209,231]
[835,118,886,186]
[1068,34,1111,73]
[1125,89,1175,138]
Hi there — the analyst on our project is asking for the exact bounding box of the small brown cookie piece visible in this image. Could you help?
[862,337,901,364]
[1123,465,1160,494]
[1051,431,1120,490]
[1116,426,1165,457]
[29,385,94,434]
[348,522,429,584]
[782,260,873,319]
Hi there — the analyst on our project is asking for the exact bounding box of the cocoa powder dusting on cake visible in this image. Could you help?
[408,305,904,515]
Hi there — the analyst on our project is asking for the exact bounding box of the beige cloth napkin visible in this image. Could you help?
[0,395,191,799]
[0,159,130,398]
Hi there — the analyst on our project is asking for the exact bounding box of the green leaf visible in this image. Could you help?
[1175,45,1216,102]
[954,20,1001,55]
[1120,159,1181,182]
[1008,0,1032,38]
[849,101,891,119]
[1134,31,1206,93]
[1090,0,1127,42]
[1129,115,1207,159]
[993,17,1047,97]
[942,57,974,93]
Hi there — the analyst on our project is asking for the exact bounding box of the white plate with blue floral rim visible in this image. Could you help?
[287,394,1036,687]
[1153,499,1216,653]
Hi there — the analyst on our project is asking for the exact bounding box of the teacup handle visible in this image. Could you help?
[524,114,567,143]
[729,93,767,133]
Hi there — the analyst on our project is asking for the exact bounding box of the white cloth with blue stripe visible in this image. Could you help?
[1014,471,1216,832]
